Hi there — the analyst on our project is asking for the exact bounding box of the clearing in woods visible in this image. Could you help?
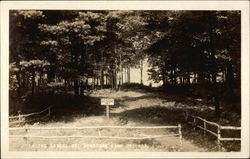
[10,89,220,152]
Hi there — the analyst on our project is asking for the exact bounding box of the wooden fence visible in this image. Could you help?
[9,124,183,149]
[185,113,241,150]
[9,106,53,124]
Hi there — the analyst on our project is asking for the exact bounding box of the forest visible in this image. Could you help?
[9,10,241,118]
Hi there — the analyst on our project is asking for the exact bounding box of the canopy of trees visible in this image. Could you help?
[9,10,241,116]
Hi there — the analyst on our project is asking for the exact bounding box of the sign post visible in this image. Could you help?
[101,98,114,119]
[106,105,110,119]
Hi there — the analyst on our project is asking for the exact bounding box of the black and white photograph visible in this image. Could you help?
[1,1,249,158]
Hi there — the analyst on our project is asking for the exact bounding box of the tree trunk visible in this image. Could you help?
[162,70,166,88]
[180,76,183,85]
[198,71,205,85]
[121,67,123,85]
[212,72,220,117]
[31,70,35,97]
[74,80,79,97]
[140,60,143,85]
[80,81,84,96]
[100,50,104,89]
[96,76,99,87]
[111,73,114,89]
[15,72,21,98]
[124,68,127,84]
[114,68,118,89]
[170,69,174,86]
[127,67,130,83]
[225,60,235,111]
[38,72,43,90]
[223,70,226,83]
[105,75,108,86]
[93,77,95,89]
[100,68,104,89]
[187,71,191,85]
[114,59,118,89]
[118,54,122,88]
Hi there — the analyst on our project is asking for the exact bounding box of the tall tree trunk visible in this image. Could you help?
[195,73,198,84]
[105,75,107,86]
[114,68,118,89]
[100,68,104,89]
[74,80,79,97]
[119,54,122,88]
[114,58,118,90]
[181,76,184,85]
[64,79,68,94]
[119,71,122,88]
[187,71,190,85]
[174,71,177,86]
[225,60,235,111]
[31,70,35,97]
[140,60,143,85]
[127,67,130,83]
[212,72,220,117]
[92,76,96,90]
[15,72,21,98]
[97,76,99,87]
[198,71,205,85]
[162,69,166,88]
[124,68,127,84]
[38,72,43,90]
[80,81,84,96]
[170,69,174,86]
[121,67,123,85]
[223,69,226,83]
[85,79,88,90]
[111,72,114,89]
[100,51,104,89]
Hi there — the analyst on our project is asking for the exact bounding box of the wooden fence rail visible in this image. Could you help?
[9,124,183,149]
[9,106,53,124]
[9,134,179,140]
[9,125,179,130]
[186,113,241,151]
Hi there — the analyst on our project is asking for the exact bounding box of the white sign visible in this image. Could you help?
[101,98,114,105]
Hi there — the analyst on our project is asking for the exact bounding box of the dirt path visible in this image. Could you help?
[89,89,208,152]
[10,89,209,151]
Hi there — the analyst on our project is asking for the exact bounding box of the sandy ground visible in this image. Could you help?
[10,89,210,151]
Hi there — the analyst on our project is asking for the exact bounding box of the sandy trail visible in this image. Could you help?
[10,89,208,151]
[87,89,208,152]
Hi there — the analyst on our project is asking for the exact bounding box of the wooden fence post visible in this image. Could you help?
[18,111,21,122]
[178,124,183,150]
[25,127,28,133]
[217,125,221,151]
[204,120,206,136]
[193,117,196,130]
